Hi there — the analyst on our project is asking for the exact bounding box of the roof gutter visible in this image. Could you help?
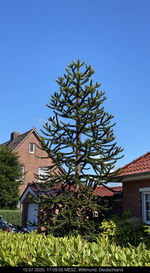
[113,172,150,183]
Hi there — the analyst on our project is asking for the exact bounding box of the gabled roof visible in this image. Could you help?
[0,128,65,176]
[20,182,122,203]
[117,152,150,177]
[0,128,40,151]
[20,183,59,203]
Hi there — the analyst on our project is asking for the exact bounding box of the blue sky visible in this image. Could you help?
[0,0,150,169]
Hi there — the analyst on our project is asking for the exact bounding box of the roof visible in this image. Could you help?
[117,152,150,177]
[0,128,40,151]
[20,182,122,202]
[94,186,122,197]
[20,183,66,203]
[0,128,65,176]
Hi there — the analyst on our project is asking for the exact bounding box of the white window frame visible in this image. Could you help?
[20,166,24,181]
[16,166,24,182]
[29,143,35,154]
[38,167,49,182]
[139,188,150,224]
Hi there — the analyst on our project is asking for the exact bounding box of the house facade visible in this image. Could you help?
[0,128,59,196]
[116,152,150,225]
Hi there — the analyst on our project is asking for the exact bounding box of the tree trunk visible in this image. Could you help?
[75,65,81,192]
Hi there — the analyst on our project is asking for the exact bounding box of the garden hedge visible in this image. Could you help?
[0,231,150,266]
[0,210,22,226]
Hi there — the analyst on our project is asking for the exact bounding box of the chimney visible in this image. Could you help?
[11,132,20,141]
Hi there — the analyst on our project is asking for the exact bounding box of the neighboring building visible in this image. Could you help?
[115,152,150,225]
[0,128,60,196]
[20,183,122,230]
[94,185,122,216]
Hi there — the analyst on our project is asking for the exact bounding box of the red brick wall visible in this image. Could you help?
[123,179,150,220]
[16,131,58,196]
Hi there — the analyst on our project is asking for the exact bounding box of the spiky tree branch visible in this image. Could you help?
[38,60,123,237]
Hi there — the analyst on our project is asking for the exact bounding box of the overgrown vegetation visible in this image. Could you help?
[0,210,22,226]
[100,213,149,247]
[0,231,150,267]
[38,59,123,237]
[1,214,150,267]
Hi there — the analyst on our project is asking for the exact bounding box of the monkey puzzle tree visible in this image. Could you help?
[38,60,123,238]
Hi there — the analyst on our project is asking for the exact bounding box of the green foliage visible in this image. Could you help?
[41,59,123,187]
[0,231,150,266]
[100,214,145,247]
[38,184,106,239]
[38,59,123,237]
[142,225,150,247]
[0,146,23,209]
[0,210,22,226]
[145,225,150,234]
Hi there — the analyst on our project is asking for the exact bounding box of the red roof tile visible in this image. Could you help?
[94,186,122,197]
[118,152,150,177]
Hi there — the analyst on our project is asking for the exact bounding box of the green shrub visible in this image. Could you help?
[0,231,150,266]
[99,213,145,247]
[0,146,23,209]
[0,210,22,226]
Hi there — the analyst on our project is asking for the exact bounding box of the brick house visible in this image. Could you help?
[0,128,60,196]
[115,152,150,225]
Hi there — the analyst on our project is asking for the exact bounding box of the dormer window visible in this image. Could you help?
[29,143,35,154]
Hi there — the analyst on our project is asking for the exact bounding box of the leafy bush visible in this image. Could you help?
[0,231,150,266]
[0,210,22,226]
[99,213,145,247]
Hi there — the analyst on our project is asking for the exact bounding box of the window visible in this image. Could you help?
[29,143,35,154]
[16,166,24,182]
[38,167,49,182]
[20,166,24,181]
[144,194,150,223]
[139,188,150,224]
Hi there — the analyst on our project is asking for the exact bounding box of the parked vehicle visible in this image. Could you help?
[8,222,29,233]
[0,216,11,232]
[0,215,29,233]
